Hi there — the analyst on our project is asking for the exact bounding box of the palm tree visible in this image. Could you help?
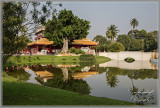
[130,18,139,30]
[106,25,119,41]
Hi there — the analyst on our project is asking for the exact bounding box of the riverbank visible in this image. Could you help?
[5,55,111,66]
[2,73,135,105]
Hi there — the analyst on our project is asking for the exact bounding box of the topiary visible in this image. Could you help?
[124,57,135,63]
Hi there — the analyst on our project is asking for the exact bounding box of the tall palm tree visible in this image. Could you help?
[106,25,119,41]
[130,18,139,30]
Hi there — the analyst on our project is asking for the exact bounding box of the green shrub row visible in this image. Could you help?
[79,54,96,62]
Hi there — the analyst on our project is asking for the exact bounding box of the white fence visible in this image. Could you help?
[99,51,158,60]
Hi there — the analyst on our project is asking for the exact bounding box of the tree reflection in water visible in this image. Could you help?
[129,84,154,105]
[104,67,156,105]
[32,65,90,94]
[45,67,90,94]
[7,66,31,82]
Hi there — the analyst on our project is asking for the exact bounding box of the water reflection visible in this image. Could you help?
[7,66,31,82]
[5,61,158,105]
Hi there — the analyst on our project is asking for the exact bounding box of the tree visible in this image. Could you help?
[44,9,90,53]
[2,2,27,64]
[128,29,147,39]
[2,1,62,64]
[144,33,157,51]
[130,18,138,38]
[108,42,125,52]
[149,31,158,42]
[139,29,147,39]
[117,34,131,51]
[93,35,111,52]
[106,25,119,41]
[129,39,144,51]
[130,18,138,30]
[93,35,109,45]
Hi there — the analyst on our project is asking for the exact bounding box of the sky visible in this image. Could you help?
[54,2,158,40]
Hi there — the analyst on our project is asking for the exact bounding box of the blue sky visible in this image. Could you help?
[55,2,158,40]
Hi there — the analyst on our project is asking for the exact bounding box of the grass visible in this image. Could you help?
[2,73,136,105]
[5,55,111,66]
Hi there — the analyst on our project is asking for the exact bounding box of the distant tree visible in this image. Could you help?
[106,25,119,41]
[144,33,157,51]
[130,18,138,30]
[117,34,131,51]
[129,39,144,51]
[149,31,158,42]
[128,29,147,39]
[93,35,111,52]
[44,9,90,53]
[139,29,147,39]
[108,42,125,52]
[130,18,139,38]
[93,35,109,45]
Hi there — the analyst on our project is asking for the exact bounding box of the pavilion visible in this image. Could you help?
[27,26,99,55]
[27,38,53,55]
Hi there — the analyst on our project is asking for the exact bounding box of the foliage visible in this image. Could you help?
[68,47,84,54]
[107,42,125,52]
[93,35,111,52]
[149,31,158,42]
[2,2,27,64]
[129,39,144,51]
[79,62,95,67]
[124,57,135,63]
[7,67,31,81]
[106,25,119,41]
[128,29,147,39]
[44,9,90,52]
[144,33,157,52]
[45,75,90,94]
[79,54,96,62]
[93,35,109,45]
[117,34,131,50]
[2,1,61,64]
[130,18,138,30]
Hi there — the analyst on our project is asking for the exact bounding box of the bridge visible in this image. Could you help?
[99,51,158,60]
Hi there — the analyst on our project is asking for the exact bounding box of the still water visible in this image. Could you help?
[6,60,158,105]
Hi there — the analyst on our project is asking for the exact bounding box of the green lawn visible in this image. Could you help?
[5,55,111,66]
[2,73,136,105]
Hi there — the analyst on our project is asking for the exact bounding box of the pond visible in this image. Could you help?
[5,60,158,105]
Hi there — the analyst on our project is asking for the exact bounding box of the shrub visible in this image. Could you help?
[75,49,82,54]
[124,57,135,63]
[69,47,76,53]
[108,42,125,52]
[69,47,84,54]
[73,58,77,61]
[79,62,95,66]
[79,54,96,62]
[37,57,40,60]
[82,51,85,54]
[62,58,66,61]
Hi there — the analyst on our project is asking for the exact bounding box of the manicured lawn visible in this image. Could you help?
[2,74,136,105]
[5,55,111,66]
